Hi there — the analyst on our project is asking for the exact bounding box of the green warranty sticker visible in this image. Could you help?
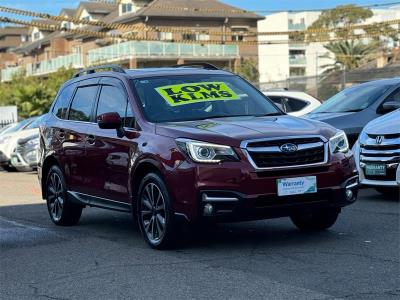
[155,82,239,106]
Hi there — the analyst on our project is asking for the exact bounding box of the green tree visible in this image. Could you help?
[0,67,75,119]
[320,40,378,72]
[235,59,259,84]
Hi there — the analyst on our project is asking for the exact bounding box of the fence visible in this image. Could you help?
[0,119,15,128]
[259,65,400,101]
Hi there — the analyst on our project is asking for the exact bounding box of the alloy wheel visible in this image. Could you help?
[47,172,64,222]
[140,182,167,244]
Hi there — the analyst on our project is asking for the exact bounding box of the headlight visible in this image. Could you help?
[26,138,39,148]
[176,138,238,163]
[329,130,349,154]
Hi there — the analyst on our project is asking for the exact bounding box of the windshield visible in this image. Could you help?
[1,118,34,135]
[131,75,281,123]
[312,83,393,113]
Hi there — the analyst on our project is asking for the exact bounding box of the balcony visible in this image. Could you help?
[288,23,306,31]
[289,55,306,65]
[289,43,307,49]
[88,41,239,64]
[26,53,84,76]
[1,66,23,82]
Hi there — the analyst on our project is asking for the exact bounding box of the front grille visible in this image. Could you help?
[243,136,327,169]
[360,134,400,181]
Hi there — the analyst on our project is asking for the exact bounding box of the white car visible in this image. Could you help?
[0,116,42,171]
[353,109,400,197]
[263,89,321,117]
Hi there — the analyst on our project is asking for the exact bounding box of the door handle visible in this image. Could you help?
[86,135,96,145]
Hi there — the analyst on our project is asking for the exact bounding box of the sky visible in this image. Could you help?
[0,0,398,24]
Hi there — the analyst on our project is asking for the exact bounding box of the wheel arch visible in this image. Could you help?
[41,155,61,199]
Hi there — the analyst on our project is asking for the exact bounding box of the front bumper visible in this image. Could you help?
[10,152,32,171]
[168,153,359,222]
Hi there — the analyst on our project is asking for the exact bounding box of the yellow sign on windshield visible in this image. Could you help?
[155,82,239,106]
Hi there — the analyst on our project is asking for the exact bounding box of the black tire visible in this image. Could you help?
[375,187,399,199]
[291,208,340,231]
[45,165,82,226]
[136,173,177,249]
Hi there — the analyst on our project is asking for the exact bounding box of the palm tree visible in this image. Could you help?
[320,40,378,73]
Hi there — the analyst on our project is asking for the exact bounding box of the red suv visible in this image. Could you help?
[38,64,358,249]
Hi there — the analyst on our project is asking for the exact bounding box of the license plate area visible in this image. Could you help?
[277,176,317,196]
[365,163,386,176]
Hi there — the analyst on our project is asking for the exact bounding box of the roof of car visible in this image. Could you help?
[66,66,234,85]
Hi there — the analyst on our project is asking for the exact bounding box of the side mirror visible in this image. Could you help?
[97,112,122,129]
[380,101,400,114]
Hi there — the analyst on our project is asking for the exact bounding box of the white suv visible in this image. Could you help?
[263,89,321,117]
[353,109,400,197]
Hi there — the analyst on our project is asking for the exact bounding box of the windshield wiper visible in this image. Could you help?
[257,112,284,116]
[342,109,363,113]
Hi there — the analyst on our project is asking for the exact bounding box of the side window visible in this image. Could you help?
[96,85,135,127]
[384,88,400,103]
[52,84,75,119]
[286,97,308,112]
[68,86,98,122]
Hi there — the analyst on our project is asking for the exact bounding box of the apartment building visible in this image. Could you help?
[258,6,400,84]
[0,26,29,69]
[1,0,263,82]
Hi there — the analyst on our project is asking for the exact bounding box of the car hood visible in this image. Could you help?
[363,109,400,135]
[156,115,336,147]
[305,111,356,121]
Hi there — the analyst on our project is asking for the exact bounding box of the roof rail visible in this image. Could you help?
[171,63,220,70]
[73,64,126,78]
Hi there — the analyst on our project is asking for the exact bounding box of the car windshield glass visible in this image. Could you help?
[312,83,393,113]
[131,75,281,122]
[2,118,34,134]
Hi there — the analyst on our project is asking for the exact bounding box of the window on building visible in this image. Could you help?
[182,33,197,41]
[289,67,306,77]
[122,3,133,14]
[300,18,305,24]
[21,35,28,42]
[232,34,244,42]
[82,16,91,21]
[62,22,72,30]
[72,45,82,54]
[33,32,40,40]
[158,31,172,40]
[68,86,98,122]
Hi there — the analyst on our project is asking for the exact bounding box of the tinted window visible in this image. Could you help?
[384,88,400,103]
[132,75,281,123]
[266,96,307,112]
[313,84,393,113]
[68,86,98,122]
[53,84,75,119]
[96,85,134,127]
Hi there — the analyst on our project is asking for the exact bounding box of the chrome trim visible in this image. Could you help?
[360,155,399,162]
[241,135,328,170]
[361,137,400,146]
[361,148,400,155]
[247,141,323,153]
[360,179,399,187]
[202,194,239,202]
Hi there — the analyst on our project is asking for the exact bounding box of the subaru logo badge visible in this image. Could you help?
[280,143,298,153]
[375,136,384,144]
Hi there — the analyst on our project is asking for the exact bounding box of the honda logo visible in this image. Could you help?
[375,136,384,144]
[280,143,298,153]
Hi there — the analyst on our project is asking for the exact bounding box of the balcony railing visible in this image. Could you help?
[289,43,307,49]
[1,66,23,82]
[88,41,239,64]
[288,23,306,31]
[289,55,306,65]
[26,53,84,76]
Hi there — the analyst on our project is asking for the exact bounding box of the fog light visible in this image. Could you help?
[203,203,214,216]
[345,189,353,201]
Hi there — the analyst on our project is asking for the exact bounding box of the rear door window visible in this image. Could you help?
[68,86,98,122]
[53,84,76,119]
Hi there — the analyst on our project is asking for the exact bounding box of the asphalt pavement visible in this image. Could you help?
[0,171,399,300]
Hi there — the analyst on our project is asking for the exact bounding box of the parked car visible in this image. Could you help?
[39,64,358,249]
[263,89,321,116]
[10,133,40,171]
[306,78,400,146]
[353,109,400,197]
[0,116,42,171]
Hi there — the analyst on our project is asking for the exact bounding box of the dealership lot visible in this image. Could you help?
[0,171,398,300]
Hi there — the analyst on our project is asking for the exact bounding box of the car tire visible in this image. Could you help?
[136,173,177,249]
[375,187,399,199]
[45,165,82,226]
[290,208,340,231]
